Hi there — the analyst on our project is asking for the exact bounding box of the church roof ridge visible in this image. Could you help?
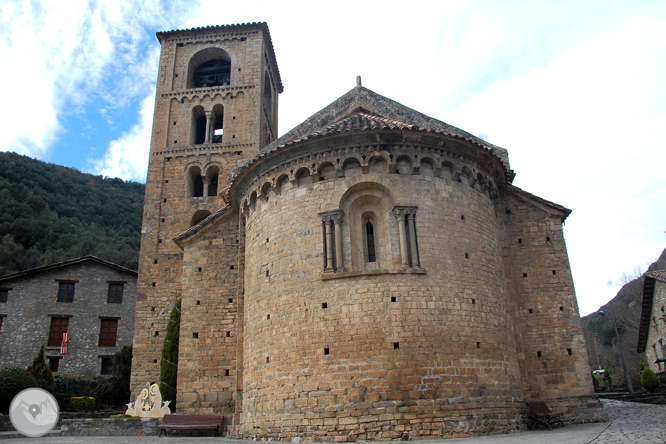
[226,85,515,197]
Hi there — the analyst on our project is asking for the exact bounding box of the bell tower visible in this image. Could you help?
[131,23,282,393]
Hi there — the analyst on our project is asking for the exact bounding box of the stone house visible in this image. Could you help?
[637,270,666,379]
[0,255,137,376]
[131,22,606,440]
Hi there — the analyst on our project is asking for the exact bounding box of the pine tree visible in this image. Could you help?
[160,299,180,410]
[27,344,54,394]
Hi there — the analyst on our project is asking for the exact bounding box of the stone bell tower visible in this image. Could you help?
[131,23,282,394]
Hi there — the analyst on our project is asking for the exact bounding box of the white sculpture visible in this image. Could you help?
[125,383,171,418]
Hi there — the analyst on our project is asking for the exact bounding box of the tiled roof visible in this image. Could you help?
[312,113,416,135]
[0,255,137,282]
[226,86,515,198]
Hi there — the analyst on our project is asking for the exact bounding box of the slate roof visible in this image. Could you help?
[637,270,666,352]
[0,255,137,283]
[226,86,515,196]
[156,22,283,93]
[647,270,666,283]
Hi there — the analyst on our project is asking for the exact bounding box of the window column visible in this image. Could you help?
[394,208,409,266]
[407,211,420,267]
[393,206,419,267]
[204,110,212,144]
[319,210,344,273]
[332,213,344,272]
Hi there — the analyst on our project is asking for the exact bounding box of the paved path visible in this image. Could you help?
[2,399,665,443]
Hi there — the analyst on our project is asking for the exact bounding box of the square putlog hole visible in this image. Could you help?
[324,348,330,355]
[393,342,400,349]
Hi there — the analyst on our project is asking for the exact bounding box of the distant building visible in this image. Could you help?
[637,270,666,379]
[0,255,137,376]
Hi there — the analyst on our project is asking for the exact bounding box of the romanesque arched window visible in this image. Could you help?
[191,106,206,145]
[365,219,377,263]
[188,166,204,198]
[206,166,219,197]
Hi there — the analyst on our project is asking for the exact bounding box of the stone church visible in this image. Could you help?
[131,22,605,439]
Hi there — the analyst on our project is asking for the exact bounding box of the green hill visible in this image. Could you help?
[0,152,144,274]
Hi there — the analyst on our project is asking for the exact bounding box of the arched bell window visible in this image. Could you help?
[193,59,231,88]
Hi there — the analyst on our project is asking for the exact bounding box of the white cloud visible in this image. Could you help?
[448,15,666,315]
[88,90,155,182]
[0,0,197,159]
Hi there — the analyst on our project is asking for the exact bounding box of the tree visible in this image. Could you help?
[160,299,181,409]
[110,345,133,408]
[26,344,54,394]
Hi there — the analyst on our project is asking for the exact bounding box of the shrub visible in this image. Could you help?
[0,367,38,413]
[641,368,660,393]
[69,397,95,412]
[27,345,54,394]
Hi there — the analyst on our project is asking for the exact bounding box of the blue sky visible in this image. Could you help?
[2,0,665,315]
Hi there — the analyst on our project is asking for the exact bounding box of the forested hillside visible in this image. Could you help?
[0,152,144,274]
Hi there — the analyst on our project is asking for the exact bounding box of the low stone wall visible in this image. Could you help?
[61,417,159,436]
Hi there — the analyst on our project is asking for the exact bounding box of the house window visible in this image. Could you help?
[48,357,61,373]
[0,315,5,332]
[100,357,113,375]
[57,282,76,302]
[365,220,376,263]
[99,319,118,347]
[0,288,9,303]
[107,283,124,304]
[48,317,69,346]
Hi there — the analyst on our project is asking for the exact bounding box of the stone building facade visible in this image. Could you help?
[131,23,605,440]
[0,255,137,376]
[637,270,666,379]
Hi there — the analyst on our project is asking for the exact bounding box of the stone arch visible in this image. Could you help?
[339,182,397,272]
[190,210,211,227]
[249,191,258,212]
[317,162,336,181]
[459,166,473,185]
[191,105,206,145]
[294,167,312,187]
[419,157,435,176]
[187,165,204,198]
[259,182,272,202]
[342,157,362,177]
[395,155,413,175]
[367,154,388,174]
[275,174,290,194]
[440,161,455,180]
[187,47,232,89]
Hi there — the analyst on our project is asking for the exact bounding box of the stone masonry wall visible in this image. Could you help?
[132,24,277,393]
[0,262,136,376]
[501,190,596,403]
[177,216,240,417]
[236,140,525,440]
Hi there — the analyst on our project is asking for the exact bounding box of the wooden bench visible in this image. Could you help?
[158,414,223,437]
[525,401,565,430]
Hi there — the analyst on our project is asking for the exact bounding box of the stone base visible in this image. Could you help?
[60,417,159,436]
